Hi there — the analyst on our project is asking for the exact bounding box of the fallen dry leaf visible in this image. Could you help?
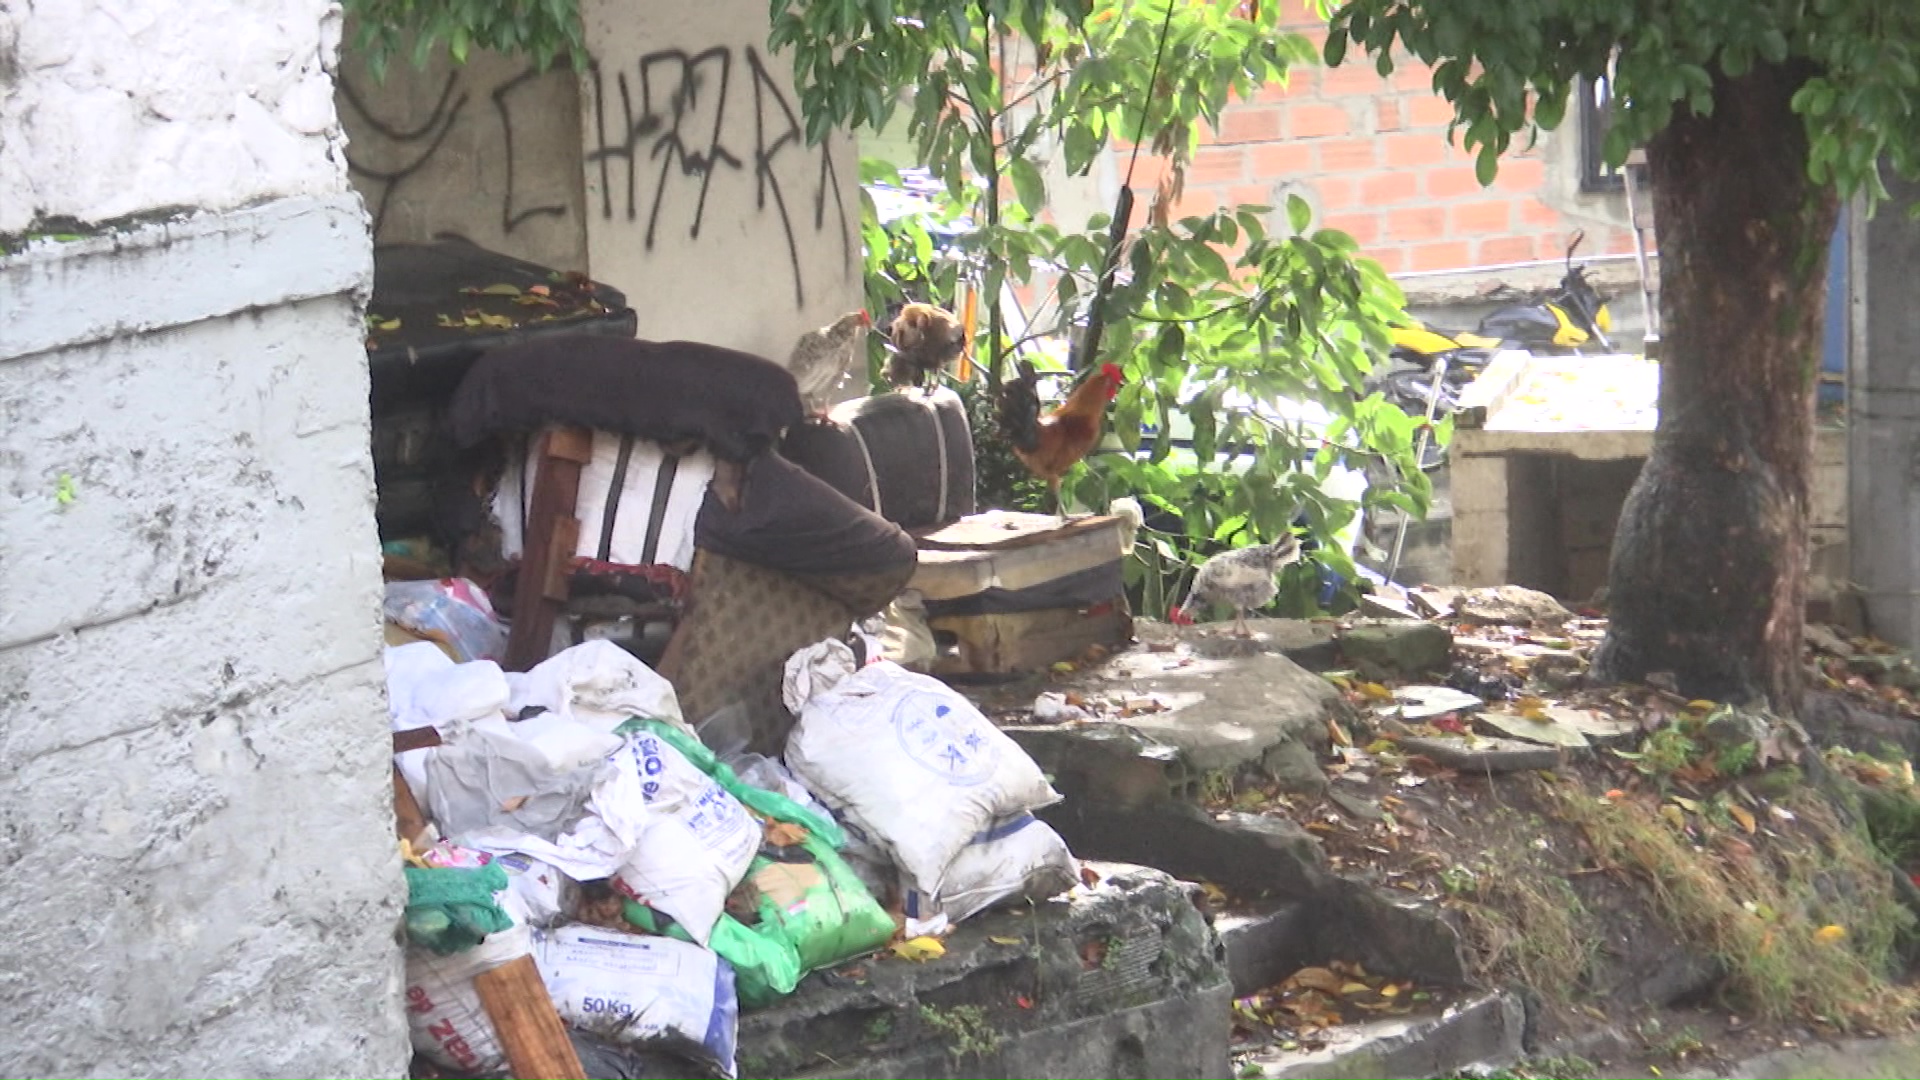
[1814,924,1847,944]
[1729,806,1758,834]
[891,936,946,961]
[1286,966,1345,994]
[988,935,1023,946]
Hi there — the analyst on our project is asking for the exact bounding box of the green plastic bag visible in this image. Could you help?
[613,717,846,848]
[403,863,514,955]
[625,903,804,1008]
[614,719,893,1006]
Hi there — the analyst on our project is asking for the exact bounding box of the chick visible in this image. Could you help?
[1170,535,1304,637]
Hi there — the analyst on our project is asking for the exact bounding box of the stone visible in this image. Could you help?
[1396,685,1487,720]
[1395,734,1563,773]
[1263,738,1329,796]
[739,865,1232,1080]
[1055,648,1347,778]
[1341,620,1454,678]
[1039,802,1330,898]
[1134,617,1342,670]
[1240,991,1525,1080]
[1454,585,1574,627]
[1217,901,1314,996]
[1007,724,1186,809]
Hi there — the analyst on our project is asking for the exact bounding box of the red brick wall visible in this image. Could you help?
[1165,9,1642,276]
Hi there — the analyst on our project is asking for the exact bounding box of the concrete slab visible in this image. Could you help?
[1396,734,1564,773]
[739,864,1231,1080]
[1239,990,1525,1080]
[1050,646,1349,780]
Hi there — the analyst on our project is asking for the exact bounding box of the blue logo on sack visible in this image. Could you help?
[893,692,996,785]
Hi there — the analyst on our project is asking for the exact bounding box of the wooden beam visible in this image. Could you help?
[473,954,587,1080]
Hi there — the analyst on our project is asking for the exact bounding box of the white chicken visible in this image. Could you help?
[1169,534,1304,637]
[787,311,870,417]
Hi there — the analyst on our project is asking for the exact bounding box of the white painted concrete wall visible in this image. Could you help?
[335,36,589,272]
[577,0,864,360]
[0,0,351,235]
[0,2,407,1075]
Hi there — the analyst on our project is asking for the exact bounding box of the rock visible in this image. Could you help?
[1395,684,1486,720]
[1058,648,1346,778]
[1240,990,1523,1080]
[1263,738,1329,796]
[1216,901,1314,996]
[1039,801,1330,898]
[1311,876,1471,987]
[1475,709,1591,748]
[1395,734,1562,773]
[1327,789,1384,821]
[1007,724,1186,809]
[1804,622,1856,658]
[1454,585,1574,627]
[1341,620,1453,678]
[739,864,1232,1080]
[1135,617,1342,670]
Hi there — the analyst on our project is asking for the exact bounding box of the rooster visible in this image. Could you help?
[1169,534,1303,637]
[787,311,870,417]
[1002,361,1126,519]
[885,302,967,392]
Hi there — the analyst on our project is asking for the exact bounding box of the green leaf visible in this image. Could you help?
[1474,145,1499,187]
[1286,193,1312,234]
[1009,157,1047,217]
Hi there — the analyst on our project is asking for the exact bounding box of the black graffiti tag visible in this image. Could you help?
[586,45,851,308]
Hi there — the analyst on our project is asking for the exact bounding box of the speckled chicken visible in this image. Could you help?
[787,310,870,417]
[1170,535,1303,636]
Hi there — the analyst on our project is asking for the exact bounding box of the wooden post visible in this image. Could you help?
[473,954,588,1080]
[505,425,594,672]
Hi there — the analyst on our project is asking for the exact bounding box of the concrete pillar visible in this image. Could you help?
[1849,179,1920,646]
[0,3,407,1074]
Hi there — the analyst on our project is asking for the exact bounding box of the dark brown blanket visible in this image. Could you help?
[447,335,803,462]
[696,451,916,603]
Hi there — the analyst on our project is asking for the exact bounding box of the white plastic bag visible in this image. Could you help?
[901,813,1078,928]
[785,659,1061,895]
[491,851,571,928]
[385,642,512,806]
[509,640,687,732]
[608,730,759,945]
[534,925,739,1079]
[425,719,615,843]
[402,895,531,1076]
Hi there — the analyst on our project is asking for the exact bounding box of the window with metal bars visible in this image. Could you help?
[1578,74,1626,194]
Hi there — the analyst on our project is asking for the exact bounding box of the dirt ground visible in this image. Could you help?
[991,603,1920,1079]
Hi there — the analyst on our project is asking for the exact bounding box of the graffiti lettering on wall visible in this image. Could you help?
[337,66,569,239]
[584,45,853,309]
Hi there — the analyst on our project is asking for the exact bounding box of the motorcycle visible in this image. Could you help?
[1388,230,1614,370]
[1368,231,1616,471]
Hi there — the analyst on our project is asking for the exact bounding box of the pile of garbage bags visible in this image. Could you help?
[390,618,1080,1079]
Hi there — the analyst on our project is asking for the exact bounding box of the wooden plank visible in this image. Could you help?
[393,726,443,754]
[917,510,1121,552]
[505,426,591,672]
[911,524,1127,602]
[930,605,1131,676]
[392,766,432,847]
[473,954,587,1080]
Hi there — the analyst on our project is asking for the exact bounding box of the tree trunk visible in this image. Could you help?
[1590,61,1839,711]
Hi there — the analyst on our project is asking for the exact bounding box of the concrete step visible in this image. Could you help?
[1216,900,1314,997]
[1235,990,1526,1080]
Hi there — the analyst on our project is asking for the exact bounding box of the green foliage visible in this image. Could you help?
[918,1004,1002,1057]
[1321,0,1920,210]
[776,0,1433,614]
[343,0,584,78]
